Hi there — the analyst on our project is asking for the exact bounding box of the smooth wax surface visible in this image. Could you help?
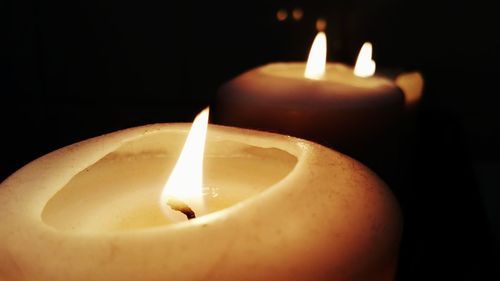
[0,124,402,281]
[42,133,296,232]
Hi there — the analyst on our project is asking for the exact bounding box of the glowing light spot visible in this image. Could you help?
[292,8,303,21]
[304,32,327,80]
[276,9,288,21]
[354,42,376,77]
[316,18,327,31]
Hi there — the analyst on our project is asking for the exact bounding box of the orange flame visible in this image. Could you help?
[160,108,209,219]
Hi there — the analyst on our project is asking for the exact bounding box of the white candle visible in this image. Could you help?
[0,113,402,280]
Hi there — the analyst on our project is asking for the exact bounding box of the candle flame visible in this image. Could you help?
[354,42,376,77]
[304,32,327,80]
[315,18,327,31]
[292,8,303,21]
[160,108,209,218]
[276,9,288,21]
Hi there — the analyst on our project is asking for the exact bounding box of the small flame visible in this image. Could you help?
[292,8,303,21]
[276,9,288,21]
[304,32,327,80]
[315,18,327,31]
[160,108,209,218]
[354,42,376,77]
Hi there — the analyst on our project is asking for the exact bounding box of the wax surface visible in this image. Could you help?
[262,63,395,89]
[42,135,297,232]
[219,63,403,108]
[0,124,402,281]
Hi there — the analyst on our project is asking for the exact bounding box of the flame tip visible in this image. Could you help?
[354,42,376,77]
[304,32,327,80]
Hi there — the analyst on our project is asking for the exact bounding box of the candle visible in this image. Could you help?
[395,71,424,111]
[214,32,422,164]
[0,109,402,281]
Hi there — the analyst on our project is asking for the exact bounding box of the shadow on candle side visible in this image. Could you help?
[41,131,297,232]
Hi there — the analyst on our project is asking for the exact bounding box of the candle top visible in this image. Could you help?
[218,62,405,109]
[261,62,394,89]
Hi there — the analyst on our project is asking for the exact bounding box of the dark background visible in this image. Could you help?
[3,0,500,280]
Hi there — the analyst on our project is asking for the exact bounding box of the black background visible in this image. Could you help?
[3,1,500,280]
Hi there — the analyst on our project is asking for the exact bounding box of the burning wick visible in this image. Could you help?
[166,197,196,220]
[160,108,209,221]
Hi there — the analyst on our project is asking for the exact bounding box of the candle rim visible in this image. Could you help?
[43,128,301,232]
[0,123,312,236]
[218,63,405,110]
[261,62,394,88]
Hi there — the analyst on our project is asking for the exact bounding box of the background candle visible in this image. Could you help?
[0,123,402,281]
[213,33,417,176]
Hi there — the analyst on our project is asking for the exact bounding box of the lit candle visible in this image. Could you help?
[214,32,422,161]
[396,71,424,111]
[0,109,402,281]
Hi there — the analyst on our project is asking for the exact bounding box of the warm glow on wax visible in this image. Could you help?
[304,32,327,80]
[354,42,376,77]
[160,108,209,216]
